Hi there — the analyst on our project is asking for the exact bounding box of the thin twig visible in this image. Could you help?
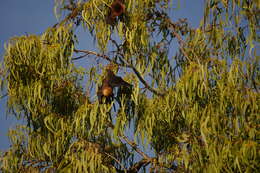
[74,49,115,63]
[110,38,121,50]
[0,93,8,99]
[72,53,89,60]
[74,49,166,96]
[127,158,151,173]
[165,18,191,61]
[131,67,165,96]
[170,29,191,61]
[104,152,127,172]
[120,134,151,161]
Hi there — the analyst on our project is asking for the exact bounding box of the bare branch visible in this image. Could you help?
[172,31,191,61]
[72,53,88,60]
[131,67,166,97]
[168,26,191,61]
[165,18,191,61]
[0,93,8,99]
[127,158,151,173]
[120,135,151,161]
[74,49,166,96]
[115,158,150,173]
[74,49,115,64]
[104,152,127,172]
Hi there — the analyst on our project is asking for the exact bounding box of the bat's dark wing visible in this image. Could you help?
[97,69,131,104]
[106,69,132,88]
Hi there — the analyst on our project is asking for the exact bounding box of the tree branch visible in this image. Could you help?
[74,49,116,64]
[127,158,151,173]
[72,53,88,60]
[119,134,153,173]
[119,135,176,172]
[106,123,153,172]
[0,93,8,99]
[74,49,166,96]
[120,135,151,161]
[131,67,165,96]
[164,18,191,61]
[169,26,191,61]
[104,152,127,172]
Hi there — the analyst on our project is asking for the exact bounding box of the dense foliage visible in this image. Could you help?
[0,0,259,172]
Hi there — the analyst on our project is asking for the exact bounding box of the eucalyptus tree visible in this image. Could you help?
[0,0,259,172]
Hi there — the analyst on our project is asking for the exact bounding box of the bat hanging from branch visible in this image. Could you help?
[106,0,125,25]
[97,69,132,104]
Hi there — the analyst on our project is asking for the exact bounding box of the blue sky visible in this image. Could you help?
[0,0,204,150]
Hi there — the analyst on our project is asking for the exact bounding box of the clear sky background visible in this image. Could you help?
[0,0,204,150]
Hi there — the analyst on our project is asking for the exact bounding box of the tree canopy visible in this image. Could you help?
[0,0,259,172]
